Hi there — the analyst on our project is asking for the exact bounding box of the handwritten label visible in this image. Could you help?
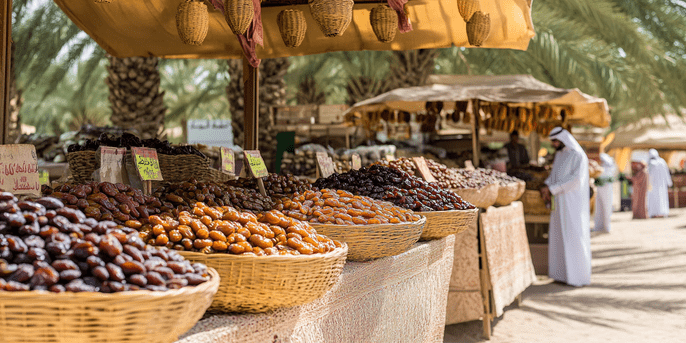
[39,170,50,186]
[220,147,235,175]
[131,147,163,181]
[243,150,268,178]
[385,153,395,161]
[412,157,437,183]
[0,144,40,195]
[465,160,475,170]
[99,147,127,184]
[351,154,362,170]
[316,152,335,178]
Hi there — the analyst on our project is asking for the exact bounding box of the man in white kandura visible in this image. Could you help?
[594,153,617,233]
[539,127,591,287]
[646,149,673,218]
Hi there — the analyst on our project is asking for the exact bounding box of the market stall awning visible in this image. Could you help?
[52,0,535,59]
[607,114,686,150]
[347,74,611,128]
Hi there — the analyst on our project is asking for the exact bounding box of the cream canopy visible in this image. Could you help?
[607,114,686,150]
[53,0,535,59]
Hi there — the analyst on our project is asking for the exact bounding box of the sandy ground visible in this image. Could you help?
[444,208,686,343]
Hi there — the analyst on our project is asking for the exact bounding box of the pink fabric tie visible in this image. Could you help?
[387,0,412,33]
[210,0,263,67]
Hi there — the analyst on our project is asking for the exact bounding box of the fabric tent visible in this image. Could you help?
[607,114,686,150]
[53,0,535,59]
[347,74,610,128]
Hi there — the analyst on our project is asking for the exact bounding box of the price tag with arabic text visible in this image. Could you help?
[131,147,163,181]
[0,144,40,195]
[243,150,268,178]
[351,153,361,170]
[99,146,127,184]
[385,153,395,161]
[465,160,476,171]
[316,152,335,178]
[220,147,235,175]
[39,170,50,186]
[412,157,437,183]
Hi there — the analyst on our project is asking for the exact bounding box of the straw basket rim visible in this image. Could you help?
[179,243,349,261]
[420,208,478,240]
[310,216,426,230]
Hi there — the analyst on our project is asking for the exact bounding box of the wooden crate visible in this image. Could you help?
[317,104,349,124]
[273,105,317,125]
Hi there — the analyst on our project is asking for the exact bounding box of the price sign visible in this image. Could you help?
[220,147,235,175]
[465,160,476,171]
[39,170,50,186]
[0,144,40,196]
[316,152,335,178]
[351,153,361,170]
[131,147,163,181]
[385,152,395,161]
[243,150,268,178]
[99,146,127,184]
[412,157,437,183]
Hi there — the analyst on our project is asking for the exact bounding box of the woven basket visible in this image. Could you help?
[370,5,398,43]
[67,150,97,183]
[453,183,499,209]
[277,9,307,48]
[466,11,490,46]
[179,247,347,313]
[176,0,209,46]
[311,217,425,261]
[516,180,526,200]
[158,153,211,183]
[224,0,254,35]
[456,0,479,22]
[420,208,478,241]
[207,168,233,183]
[494,182,522,206]
[0,268,219,343]
[309,0,354,37]
[521,189,550,215]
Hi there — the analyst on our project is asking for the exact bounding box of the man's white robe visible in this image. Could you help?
[647,149,672,217]
[594,153,617,233]
[545,128,591,287]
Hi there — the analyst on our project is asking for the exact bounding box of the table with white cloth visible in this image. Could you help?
[445,201,536,338]
[177,235,455,343]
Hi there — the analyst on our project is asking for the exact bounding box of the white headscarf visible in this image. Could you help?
[549,127,583,152]
[649,148,659,160]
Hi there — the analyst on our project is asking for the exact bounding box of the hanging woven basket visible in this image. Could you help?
[94,0,112,3]
[369,5,398,43]
[456,0,479,22]
[224,0,254,35]
[309,0,354,37]
[466,11,490,46]
[176,0,209,46]
[277,9,307,48]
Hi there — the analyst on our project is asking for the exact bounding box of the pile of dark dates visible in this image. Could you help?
[313,165,475,212]
[42,182,168,226]
[153,179,274,213]
[68,132,205,158]
[0,193,210,293]
[226,173,311,197]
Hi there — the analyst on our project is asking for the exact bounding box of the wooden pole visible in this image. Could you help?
[471,100,481,167]
[0,0,12,144]
[243,56,259,150]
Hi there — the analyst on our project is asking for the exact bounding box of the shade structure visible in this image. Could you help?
[347,74,611,128]
[607,114,686,150]
[52,0,535,59]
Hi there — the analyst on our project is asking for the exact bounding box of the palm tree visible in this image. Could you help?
[385,49,439,90]
[296,76,326,105]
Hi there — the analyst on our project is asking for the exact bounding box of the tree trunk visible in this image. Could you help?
[106,55,166,139]
[8,44,22,142]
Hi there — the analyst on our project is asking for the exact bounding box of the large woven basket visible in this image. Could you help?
[224,0,254,35]
[179,246,347,313]
[309,0,354,37]
[420,208,478,241]
[466,11,490,46]
[0,268,219,343]
[494,182,524,206]
[370,4,398,43]
[67,150,97,183]
[176,0,209,46]
[158,153,211,183]
[311,217,425,261]
[456,0,479,22]
[521,189,550,215]
[453,183,499,208]
[277,9,307,48]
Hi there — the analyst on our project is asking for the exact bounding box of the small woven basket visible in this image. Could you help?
[456,0,479,22]
[420,208,478,241]
[207,168,234,183]
[311,217,425,261]
[494,182,522,206]
[224,0,254,35]
[277,9,307,48]
[309,0,354,37]
[158,153,211,183]
[466,11,490,46]
[66,150,97,183]
[0,268,219,343]
[453,183,499,209]
[370,5,398,43]
[176,0,210,46]
[179,246,348,313]
[521,189,551,215]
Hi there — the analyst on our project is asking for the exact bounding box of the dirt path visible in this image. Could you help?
[444,208,686,343]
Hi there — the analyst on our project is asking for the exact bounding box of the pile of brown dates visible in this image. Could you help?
[153,179,274,213]
[0,193,210,293]
[226,173,312,197]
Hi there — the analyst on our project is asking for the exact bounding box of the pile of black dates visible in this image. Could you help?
[0,193,210,293]
[227,173,312,197]
[313,165,475,212]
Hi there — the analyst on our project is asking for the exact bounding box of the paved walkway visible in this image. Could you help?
[444,208,686,343]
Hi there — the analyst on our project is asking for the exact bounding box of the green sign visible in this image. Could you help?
[220,147,235,175]
[39,170,50,186]
[131,147,163,181]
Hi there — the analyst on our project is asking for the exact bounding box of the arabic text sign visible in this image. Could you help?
[351,153,361,170]
[316,152,335,178]
[244,150,268,178]
[412,157,437,183]
[100,147,127,184]
[131,147,163,181]
[220,147,235,175]
[0,144,40,195]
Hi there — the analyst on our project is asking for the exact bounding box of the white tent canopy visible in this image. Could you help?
[607,114,686,150]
